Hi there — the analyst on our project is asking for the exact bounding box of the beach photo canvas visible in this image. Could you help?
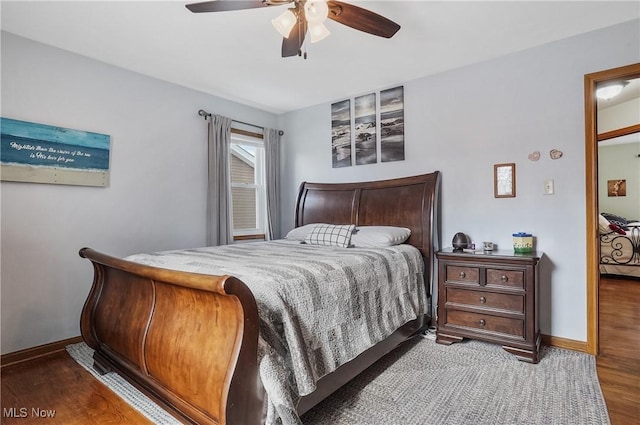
[331,99,352,168]
[354,93,377,165]
[380,86,405,162]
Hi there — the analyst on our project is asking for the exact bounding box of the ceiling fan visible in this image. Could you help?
[185,0,401,58]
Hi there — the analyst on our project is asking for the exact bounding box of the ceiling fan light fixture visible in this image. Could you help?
[596,81,628,100]
[304,0,329,24]
[272,9,297,38]
[185,0,402,57]
[309,22,330,43]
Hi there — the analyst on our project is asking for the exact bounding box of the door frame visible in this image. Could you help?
[584,63,640,355]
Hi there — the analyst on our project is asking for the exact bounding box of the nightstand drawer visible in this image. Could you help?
[445,265,479,284]
[446,310,524,338]
[486,268,524,289]
[446,288,524,313]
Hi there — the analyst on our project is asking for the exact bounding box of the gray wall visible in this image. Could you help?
[0,32,278,354]
[2,20,639,354]
[278,20,640,342]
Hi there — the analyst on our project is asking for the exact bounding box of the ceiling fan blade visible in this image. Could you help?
[282,18,307,57]
[327,1,400,38]
[186,1,271,13]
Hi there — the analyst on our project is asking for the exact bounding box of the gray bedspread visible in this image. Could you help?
[126,239,427,425]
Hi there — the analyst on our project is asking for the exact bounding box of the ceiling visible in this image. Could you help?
[598,76,640,146]
[597,77,640,110]
[1,1,639,114]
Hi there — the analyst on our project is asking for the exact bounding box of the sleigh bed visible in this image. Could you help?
[79,171,441,425]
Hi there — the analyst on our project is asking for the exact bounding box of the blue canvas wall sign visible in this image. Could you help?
[0,117,111,187]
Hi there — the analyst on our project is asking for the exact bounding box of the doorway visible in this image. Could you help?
[584,63,640,355]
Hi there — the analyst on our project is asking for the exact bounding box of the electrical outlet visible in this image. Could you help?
[544,179,555,195]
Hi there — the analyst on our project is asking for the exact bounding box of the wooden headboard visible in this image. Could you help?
[295,171,441,288]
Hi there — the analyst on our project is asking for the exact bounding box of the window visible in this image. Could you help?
[230,131,266,238]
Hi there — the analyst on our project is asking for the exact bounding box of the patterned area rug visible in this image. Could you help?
[66,343,181,425]
[67,337,610,425]
[302,337,610,425]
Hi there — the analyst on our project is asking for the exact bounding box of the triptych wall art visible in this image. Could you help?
[0,117,111,187]
[331,86,404,168]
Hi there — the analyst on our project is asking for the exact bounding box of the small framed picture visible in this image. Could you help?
[607,179,626,197]
[494,163,516,198]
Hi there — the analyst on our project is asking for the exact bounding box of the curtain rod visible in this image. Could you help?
[198,109,284,136]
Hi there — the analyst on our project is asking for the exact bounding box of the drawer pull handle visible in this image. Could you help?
[501,275,508,282]
[479,296,486,304]
[479,319,486,326]
[459,271,466,278]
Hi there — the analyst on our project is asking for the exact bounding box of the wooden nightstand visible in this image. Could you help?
[436,248,542,363]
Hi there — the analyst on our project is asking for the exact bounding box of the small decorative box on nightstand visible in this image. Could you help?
[436,248,543,363]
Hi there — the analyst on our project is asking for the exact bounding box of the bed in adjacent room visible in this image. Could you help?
[598,213,640,278]
[78,171,441,425]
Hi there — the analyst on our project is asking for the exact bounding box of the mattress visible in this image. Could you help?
[126,239,427,424]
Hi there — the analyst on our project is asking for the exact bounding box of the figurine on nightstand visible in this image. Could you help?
[452,232,468,252]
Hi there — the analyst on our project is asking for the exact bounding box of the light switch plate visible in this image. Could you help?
[544,179,554,195]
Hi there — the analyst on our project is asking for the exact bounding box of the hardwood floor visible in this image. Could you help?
[596,275,640,425]
[1,276,637,424]
[1,350,151,424]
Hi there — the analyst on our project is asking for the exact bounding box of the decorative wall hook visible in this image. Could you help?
[550,149,563,160]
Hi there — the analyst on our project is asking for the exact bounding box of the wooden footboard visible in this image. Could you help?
[79,248,265,425]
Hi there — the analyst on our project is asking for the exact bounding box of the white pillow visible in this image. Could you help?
[598,214,612,234]
[304,224,356,248]
[350,226,411,247]
[284,223,322,241]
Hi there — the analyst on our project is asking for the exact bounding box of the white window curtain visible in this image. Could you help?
[264,128,281,240]
[207,114,233,246]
